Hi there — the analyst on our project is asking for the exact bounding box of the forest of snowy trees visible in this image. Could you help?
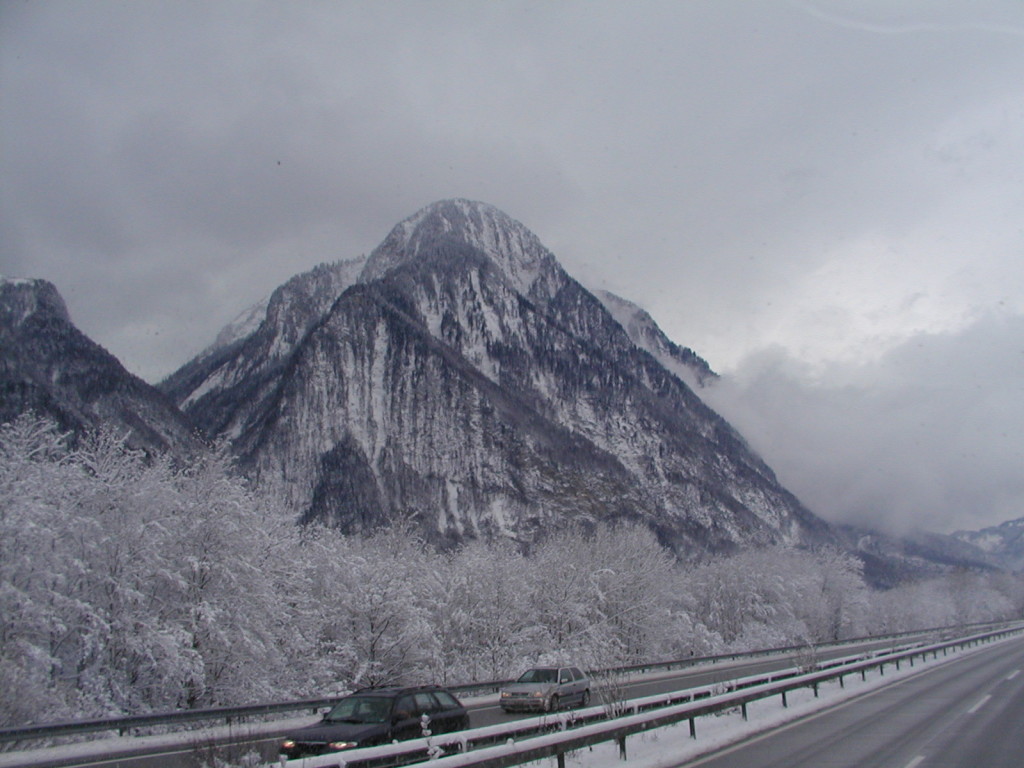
[2,414,1022,728]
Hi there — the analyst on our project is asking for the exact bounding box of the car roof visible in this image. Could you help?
[350,685,447,697]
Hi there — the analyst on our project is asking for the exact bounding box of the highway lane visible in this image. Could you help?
[679,634,1024,768]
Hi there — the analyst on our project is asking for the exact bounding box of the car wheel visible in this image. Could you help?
[546,694,559,712]
[581,689,590,707]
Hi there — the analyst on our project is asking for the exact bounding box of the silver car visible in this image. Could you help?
[499,666,591,713]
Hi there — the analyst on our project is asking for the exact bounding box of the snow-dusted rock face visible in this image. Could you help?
[0,277,199,455]
[954,517,1024,572]
[163,200,833,553]
[594,289,717,390]
[160,257,366,435]
[361,199,563,303]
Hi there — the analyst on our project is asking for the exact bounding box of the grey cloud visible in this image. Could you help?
[704,312,1024,534]
[2,1,1022,534]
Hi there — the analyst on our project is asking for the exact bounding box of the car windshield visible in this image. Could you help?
[324,695,391,723]
[517,668,557,684]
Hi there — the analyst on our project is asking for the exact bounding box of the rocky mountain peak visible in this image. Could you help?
[0,277,71,328]
[157,200,838,555]
[360,199,560,300]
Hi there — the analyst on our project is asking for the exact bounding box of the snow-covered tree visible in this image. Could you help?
[0,416,307,723]
[424,539,538,683]
[4,413,1023,728]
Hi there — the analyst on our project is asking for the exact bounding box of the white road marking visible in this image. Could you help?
[1006,669,1020,680]
[966,694,991,714]
[904,756,926,768]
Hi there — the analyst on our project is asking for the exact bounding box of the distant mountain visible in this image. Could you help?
[161,199,834,554]
[833,524,1002,588]
[0,276,199,455]
[953,517,1024,572]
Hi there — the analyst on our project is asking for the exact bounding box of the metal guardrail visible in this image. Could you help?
[0,621,1012,747]
[274,644,903,768]
[282,624,1024,768]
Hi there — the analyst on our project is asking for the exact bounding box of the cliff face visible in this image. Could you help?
[162,199,833,553]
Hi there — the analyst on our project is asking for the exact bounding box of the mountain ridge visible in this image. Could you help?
[1,276,200,455]
[2,203,1012,582]
[159,199,836,554]
[953,517,1024,572]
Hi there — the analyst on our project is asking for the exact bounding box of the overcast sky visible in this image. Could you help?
[2,0,1022,535]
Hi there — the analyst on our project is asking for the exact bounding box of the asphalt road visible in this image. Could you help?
[679,634,1024,768]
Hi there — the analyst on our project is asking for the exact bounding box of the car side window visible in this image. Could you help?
[394,695,416,720]
[570,667,583,680]
[559,667,571,683]
[414,692,439,714]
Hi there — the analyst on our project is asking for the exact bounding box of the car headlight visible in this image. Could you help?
[532,691,545,697]
[329,741,358,751]
[500,691,511,698]
[281,740,296,749]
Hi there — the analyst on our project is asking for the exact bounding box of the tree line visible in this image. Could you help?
[2,414,1022,728]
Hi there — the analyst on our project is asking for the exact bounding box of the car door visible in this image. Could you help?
[413,691,442,735]
[390,694,421,741]
[557,667,578,702]
[431,690,466,732]
[570,667,588,699]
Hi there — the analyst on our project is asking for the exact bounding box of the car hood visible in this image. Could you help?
[286,719,384,744]
[502,682,555,695]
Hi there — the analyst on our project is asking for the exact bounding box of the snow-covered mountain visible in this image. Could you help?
[954,517,1024,572]
[161,199,833,554]
[160,258,366,432]
[0,276,199,455]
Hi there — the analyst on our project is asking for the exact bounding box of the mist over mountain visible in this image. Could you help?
[0,276,199,455]
[954,517,1024,572]
[159,199,833,554]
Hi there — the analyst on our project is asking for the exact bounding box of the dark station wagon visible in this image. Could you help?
[279,685,470,759]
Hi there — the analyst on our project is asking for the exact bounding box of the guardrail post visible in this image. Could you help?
[689,717,697,739]
[741,703,748,721]
[617,735,627,759]
[781,691,788,708]
[557,751,566,768]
